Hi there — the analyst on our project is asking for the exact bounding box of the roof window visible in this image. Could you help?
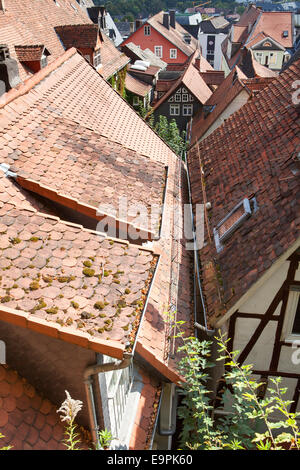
[214,197,257,252]
[282,30,289,38]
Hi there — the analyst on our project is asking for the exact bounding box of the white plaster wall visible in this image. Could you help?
[199,33,227,70]
[200,89,249,142]
[239,261,290,314]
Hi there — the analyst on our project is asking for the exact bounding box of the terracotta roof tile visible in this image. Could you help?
[14,45,47,62]
[54,24,100,49]
[125,73,152,97]
[0,0,91,80]
[187,59,300,325]
[0,199,158,350]
[246,11,294,49]
[0,364,89,450]
[0,96,166,236]
[99,33,130,80]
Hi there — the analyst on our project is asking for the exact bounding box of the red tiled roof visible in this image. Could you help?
[125,73,152,97]
[147,11,198,57]
[247,11,293,49]
[54,24,100,49]
[0,92,166,237]
[151,53,212,113]
[187,59,300,325]
[0,199,158,352]
[0,0,91,80]
[14,45,47,62]
[0,364,90,450]
[0,48,193,382]
[99,33,130,80]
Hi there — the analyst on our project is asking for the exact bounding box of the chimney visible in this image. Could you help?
[130,22,135,33]
[0,45,21,97]
[0,1,5,12]
[170,10,176,29]
[135,19,143,31]
[195,55,201,71]
[99,5,107,30]
[163,12,169,30]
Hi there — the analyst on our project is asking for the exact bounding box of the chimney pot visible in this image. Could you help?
[0,1,5,12]
[0,45,21,97]
[135,19,143,31]
[163,12,169,30]
[170,10,176,29]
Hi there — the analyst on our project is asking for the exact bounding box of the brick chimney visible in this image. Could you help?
[169,10,176,29]
[0,45,21,96]
[135,19,143,30]
[163,12,169,30]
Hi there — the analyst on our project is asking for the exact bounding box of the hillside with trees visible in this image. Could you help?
[94,0,244,21]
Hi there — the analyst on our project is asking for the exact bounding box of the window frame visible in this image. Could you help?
[182,103,193,116]
[281,286,300,343]
[133,95,140,106]
[214,198,257,252]
[154,45,163,58]
[93,49,101,68]
[170,103,180,116]
[170,48,177,59]
[144,25,151,36]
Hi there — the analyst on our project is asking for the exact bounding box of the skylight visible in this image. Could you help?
[214,197,257,252]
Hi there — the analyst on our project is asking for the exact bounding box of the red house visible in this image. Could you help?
[121,10,198,66]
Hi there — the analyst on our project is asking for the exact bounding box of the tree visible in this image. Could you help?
[153,115,187,157]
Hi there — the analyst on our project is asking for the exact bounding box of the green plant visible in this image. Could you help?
[152,115,187,156]
[57,391,83,451]
[0,433,12,450]
[97,429,113,450]
[171,315,300,450]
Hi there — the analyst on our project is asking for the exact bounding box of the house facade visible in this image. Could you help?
[121,11,198,66]
[198,16,231,70]
[187,58,300,419]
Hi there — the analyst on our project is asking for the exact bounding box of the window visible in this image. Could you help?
[170,104,180,116]
[133,96,140,106]
[282,287,300,342]
[255,52,263,64]
[40,54,48,69]
[189,94,194,102]
[269,52,277,65]
[182,104,193,116]
[104,360,133,437]
[182,93,189,102]
[168,95,174,102]
[175,93,181,102]
[154,46,163,58]
[214,197,257,252]
[283,30,289,38]
[144,25,151,36]
[93,49,101,68]
[170,48,177,59]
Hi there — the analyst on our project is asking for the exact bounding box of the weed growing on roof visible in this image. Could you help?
[0,295,11,303]
[10,237,21,245]
[125,288,131,295]
[29,237,40,242]
[71,301,79,309]
[82,268,95,277]
[46,306,58,315]
[94,301,105,310]
[29,281,40,291]
[83,260,93,268]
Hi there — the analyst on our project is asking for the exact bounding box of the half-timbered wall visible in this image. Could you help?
[227,250,300,413]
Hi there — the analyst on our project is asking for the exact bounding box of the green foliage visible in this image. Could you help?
[97,429,113,450]
[171,316,300,450]
[95,1,242,18]
[0,433,12,450]
[152,115,187,156]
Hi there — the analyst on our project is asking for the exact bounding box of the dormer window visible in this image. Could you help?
[214,197,257,252]
[14,45,50,73]
[183,34,192,44]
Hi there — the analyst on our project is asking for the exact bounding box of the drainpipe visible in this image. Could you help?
[83,256,160,449]
[83,352,133,449]
[157,386,179,437]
